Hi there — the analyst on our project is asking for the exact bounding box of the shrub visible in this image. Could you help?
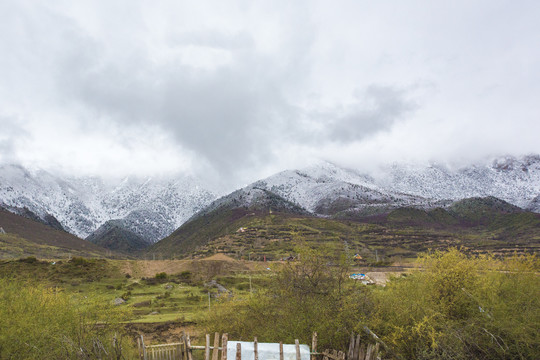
[0,279,136,359]
[121,290,132,301]
[155,272,168,280]
[18,256,39,264]
[203,246,371,350]
[203,248,540,359]
[69,256,88,266]
[369,249,540,359]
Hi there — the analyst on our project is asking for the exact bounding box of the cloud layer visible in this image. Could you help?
[1,0,539,188]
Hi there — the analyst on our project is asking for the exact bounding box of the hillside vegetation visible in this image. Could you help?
[149,198,540,261]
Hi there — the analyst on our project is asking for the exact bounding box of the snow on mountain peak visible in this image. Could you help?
[1,155,540,244]
[252,155,540,215]
[0,164,216,242]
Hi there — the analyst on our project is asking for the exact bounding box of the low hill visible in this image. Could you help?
[0,208,111,259]
[86,220,151,253]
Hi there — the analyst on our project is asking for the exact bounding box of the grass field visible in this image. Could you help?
[0,254,278,344]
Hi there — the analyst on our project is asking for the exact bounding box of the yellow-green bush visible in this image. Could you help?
[370,249,540,359]
[0,279,136,359]
[203,247,372,350]
[204,248,539,360]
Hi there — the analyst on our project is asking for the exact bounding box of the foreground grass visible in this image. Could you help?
[0,256,267,334]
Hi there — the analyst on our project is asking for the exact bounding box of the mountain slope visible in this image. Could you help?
[150,195,540,260]
[254,165,425,219]
[150,187,309,256]
[0,207,110,259]
[377,155,540,210]
[2,155,540,248]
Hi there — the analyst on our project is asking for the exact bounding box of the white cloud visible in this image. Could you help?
[1,0,539,188]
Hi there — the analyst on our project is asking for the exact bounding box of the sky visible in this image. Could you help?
[1,0,539,190]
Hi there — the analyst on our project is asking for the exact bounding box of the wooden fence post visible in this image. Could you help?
[206,334,211,360]
[358,344,366,360]
[365,344,373,360]
[140,335,147,360]
[187,335,193,360]
[182,331,188,360]
[295,339,301,360]
[221,333,228,360]
[212,333,220,360]
[347,334,354,360]
[354,334,361,360]
[254,337,259,360]
[312,332,318,360]
[279,342,284,360]
[236,343,242,360]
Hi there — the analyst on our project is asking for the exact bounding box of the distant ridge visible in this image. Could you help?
[86,220,151,253]
[0,207,110,259]
[253,155,540,218]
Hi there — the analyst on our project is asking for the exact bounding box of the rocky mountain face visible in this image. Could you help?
[0,165,216,243]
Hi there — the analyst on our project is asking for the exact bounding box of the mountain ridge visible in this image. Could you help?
[1,155,540,249]
[0,164,216,243]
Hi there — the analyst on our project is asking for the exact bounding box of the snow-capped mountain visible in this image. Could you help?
[0,165,216,242]
[253,155,540,216]
[376,155,540,210]
[253,162,444,216]
[2,155,540,246]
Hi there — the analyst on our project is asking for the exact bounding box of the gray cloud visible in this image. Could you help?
[54,33,297,179]
[328,85,416,143]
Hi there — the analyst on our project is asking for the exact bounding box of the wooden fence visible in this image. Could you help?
[138,332,191,360]
[345,333,380,360]
[138,332,381,360]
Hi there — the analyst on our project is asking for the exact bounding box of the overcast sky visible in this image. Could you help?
[1,0,539,189]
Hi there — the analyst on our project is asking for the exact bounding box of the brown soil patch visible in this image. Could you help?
[118,255,250,279]
[200,253,236,262]
[365,271,404,285]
